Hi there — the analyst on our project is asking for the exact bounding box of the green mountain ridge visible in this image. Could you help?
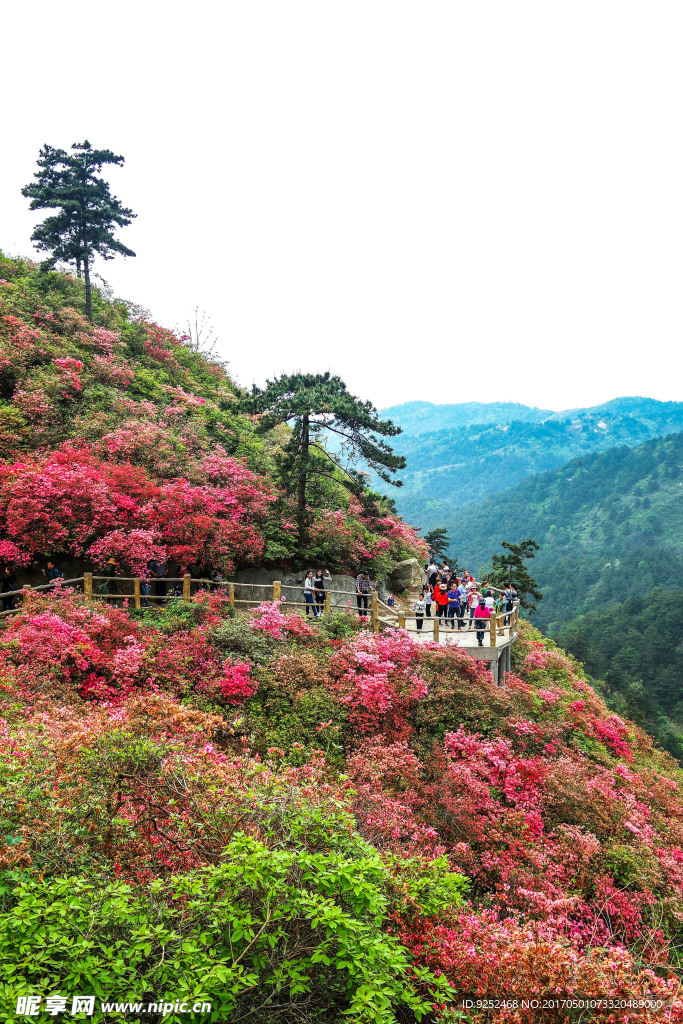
[376,397,683,513]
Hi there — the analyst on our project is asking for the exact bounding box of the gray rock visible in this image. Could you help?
[389,558,421,593]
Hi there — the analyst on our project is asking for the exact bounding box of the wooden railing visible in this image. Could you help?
[378,598,521,646]
[1,574,519,646]
[0,575,382,633]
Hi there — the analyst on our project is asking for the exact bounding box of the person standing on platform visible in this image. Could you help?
[101,557,118,606]
[1,567,18,611]
[433,581,449,621]
[313,569,326,616]
[303,571,319,617]
[355,571,372,617]
[468,586,480,626]
[413,592,426,631]
[474,596,491,646]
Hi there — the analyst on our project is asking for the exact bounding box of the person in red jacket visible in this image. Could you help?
[474,596,491,646]
[432,582,450,621]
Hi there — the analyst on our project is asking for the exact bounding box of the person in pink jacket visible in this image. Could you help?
[474,596,491,646]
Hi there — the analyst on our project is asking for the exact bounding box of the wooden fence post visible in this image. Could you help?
[22,585,32,610]
[325,592,331,616]
[489,612,496,647]
[371,591,379,633]
[84,573,93,602]
[229,583,235,607]
[398,611,406,629]
[273,580,282,602]
[133,578,141,610]
[183,574,191,602]
[434,617,439,642]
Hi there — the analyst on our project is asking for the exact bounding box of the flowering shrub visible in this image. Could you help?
[249,600,315,641]
[2,451,119,556]
[4,610,100,683]
[13,386,55,427]
[206,660,256,703]
[331,630,428,736]
[0,540,30,568]
[91,354,134,387]
[88,529,167,577]
[53,356,84,398]
[150,478,266,572]
[1,445,271,573]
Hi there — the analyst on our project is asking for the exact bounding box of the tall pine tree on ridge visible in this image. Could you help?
[22,141,136,321]
[243,372,406,551]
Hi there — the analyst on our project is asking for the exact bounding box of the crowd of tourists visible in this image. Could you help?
[413,559,518,646]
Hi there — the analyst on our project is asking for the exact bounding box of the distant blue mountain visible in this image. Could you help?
[379,400,552,434]
[375,396,683,516]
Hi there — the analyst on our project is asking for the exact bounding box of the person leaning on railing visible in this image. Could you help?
[503,583,518,625]
[43,560,64,591]
[149,559,168,605]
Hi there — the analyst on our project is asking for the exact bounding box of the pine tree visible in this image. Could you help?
[22,141,136,321]
[243,372,406,549]
[487,538,543,612]
[423,527,451,559]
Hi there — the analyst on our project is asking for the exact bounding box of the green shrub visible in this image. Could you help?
[318,610,367,640]
[209,615,276,665]
[0,832,458,1023]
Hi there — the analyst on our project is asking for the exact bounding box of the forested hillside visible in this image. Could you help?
[557,588,683,761]
[450,433,683,633]
[377,398,683,517]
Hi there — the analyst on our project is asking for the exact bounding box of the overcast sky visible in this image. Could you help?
[2,1,681,411]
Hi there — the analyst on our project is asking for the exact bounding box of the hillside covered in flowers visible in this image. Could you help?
[2,253,683,1024]
[2,587,683,1022]
[0,253,425,579]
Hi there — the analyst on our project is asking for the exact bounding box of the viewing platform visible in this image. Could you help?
[377,601,520,684]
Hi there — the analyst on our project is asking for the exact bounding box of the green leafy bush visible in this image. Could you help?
[1,833,461,1023]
